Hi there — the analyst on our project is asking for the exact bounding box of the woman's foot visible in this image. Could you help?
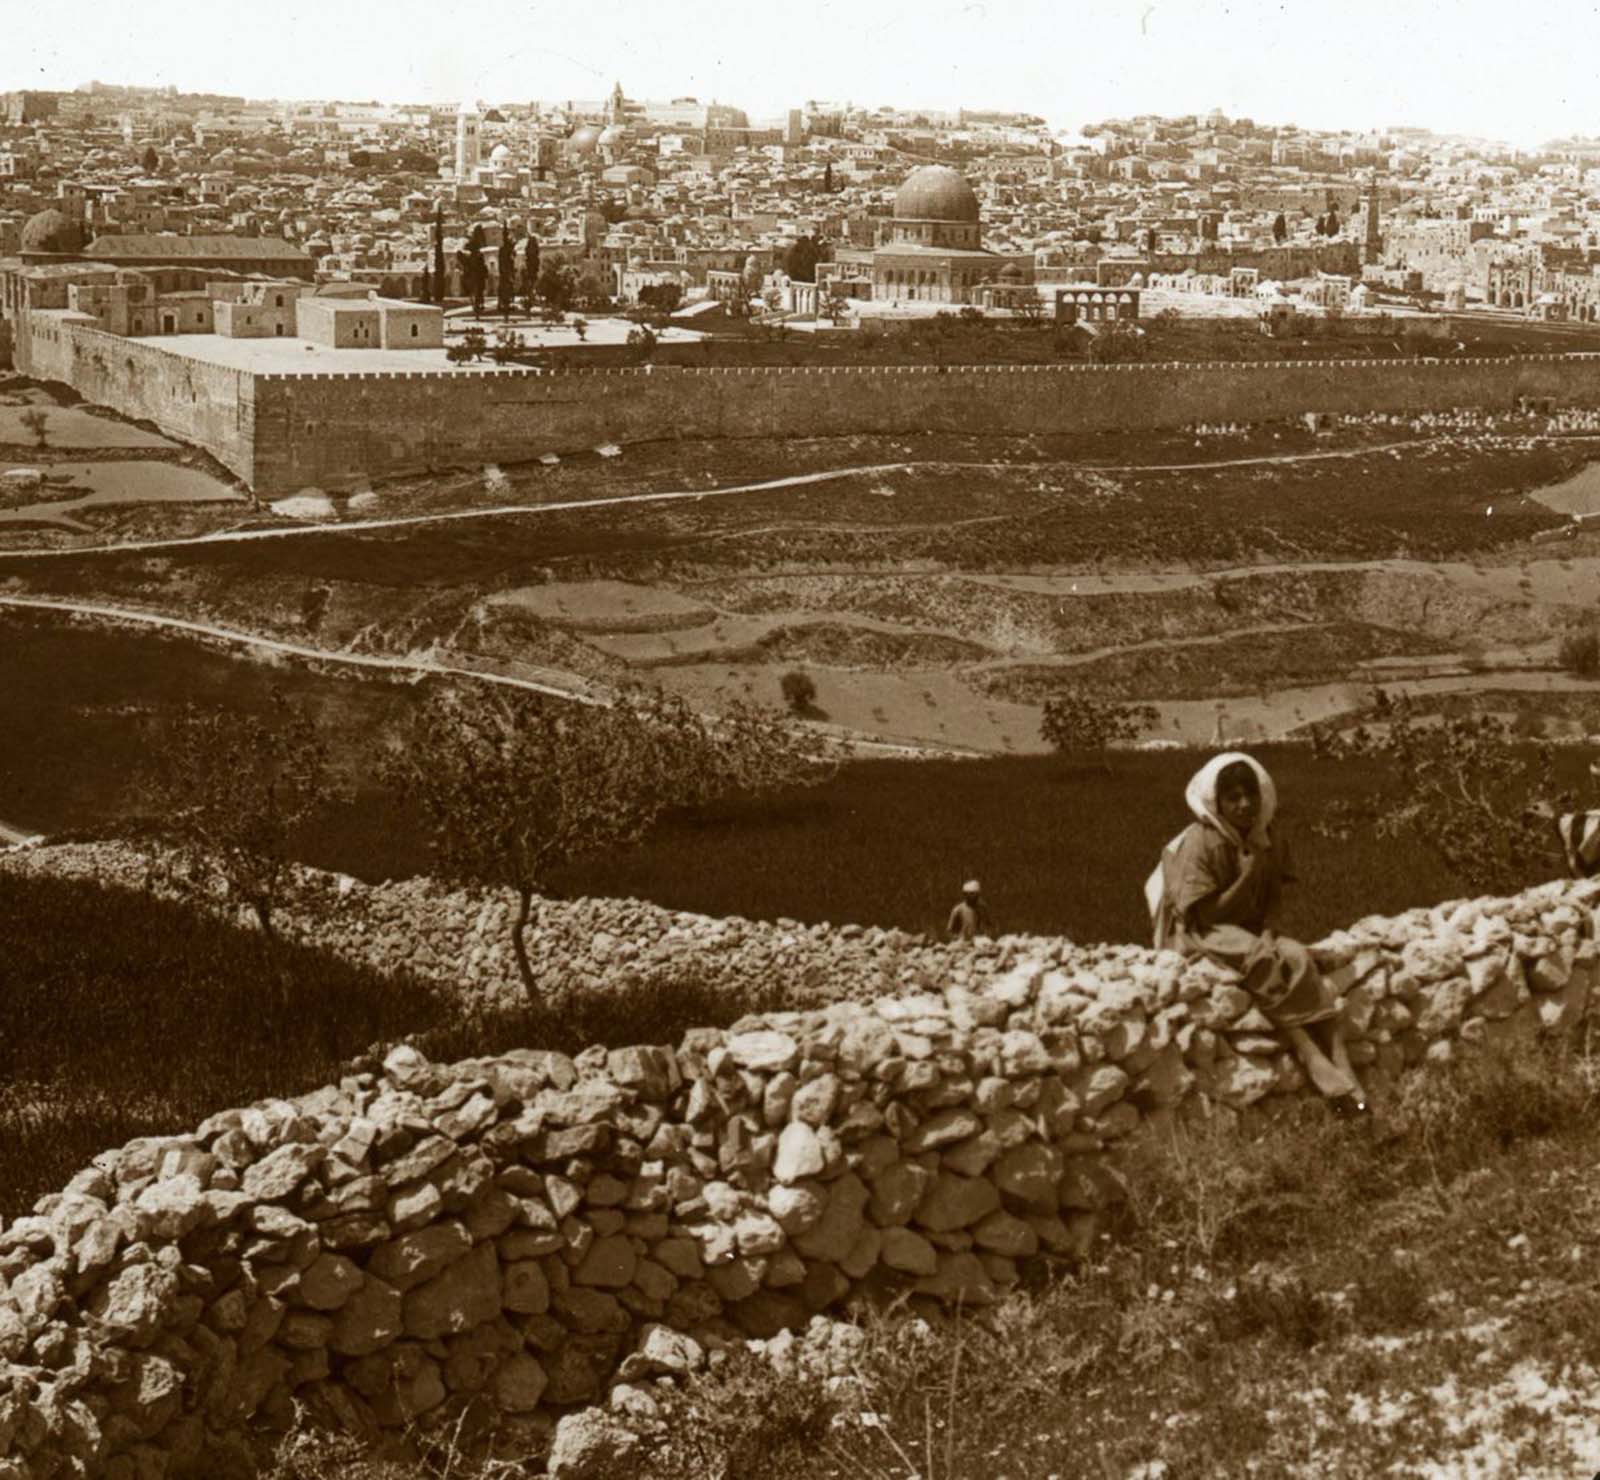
[1302,1052,1360,1100]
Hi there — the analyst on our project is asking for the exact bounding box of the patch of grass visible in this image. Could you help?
[0,872,450,1215]
[0,874,786,1219]
[631,1035,1600,1480]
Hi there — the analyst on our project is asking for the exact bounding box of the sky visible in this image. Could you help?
[5,0,1598,148]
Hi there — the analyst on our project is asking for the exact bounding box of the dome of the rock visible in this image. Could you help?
[892,164,980,223]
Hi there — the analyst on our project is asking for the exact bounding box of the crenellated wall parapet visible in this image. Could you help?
[0,844,1597,1477]
[15,299,1600,494]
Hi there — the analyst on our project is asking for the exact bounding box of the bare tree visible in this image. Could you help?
[382,684,832,1001]
[139,694,335,945]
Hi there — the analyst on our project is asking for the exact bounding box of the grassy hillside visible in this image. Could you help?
[0,873,774,1218]
[3,606,1591,943]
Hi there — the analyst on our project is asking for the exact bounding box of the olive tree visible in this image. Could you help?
[383,684,834,1001]
[139,693,335,945]
[1039,693,1159,770]
[1311,693,1574,896]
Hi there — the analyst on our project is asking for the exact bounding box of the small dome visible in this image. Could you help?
[893,164,979,223]
[998,260,1024,281]
[598,125,627,145]
[568,125,602,155]
[489,142,512,162]
[21,208,87,255]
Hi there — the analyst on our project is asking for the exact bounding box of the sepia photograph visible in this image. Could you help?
[3,0,1600,1473]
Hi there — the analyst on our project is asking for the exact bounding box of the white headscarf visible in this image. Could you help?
[1144,751,1277,922]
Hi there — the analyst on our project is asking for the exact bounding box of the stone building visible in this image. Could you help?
[296,293,444,349]
[870,164,1007,304]
[1488,260,1600,321]
[67,273,216,337]
[213,280,305,338]
[80,234,316,280]
[1382,218,1496,294]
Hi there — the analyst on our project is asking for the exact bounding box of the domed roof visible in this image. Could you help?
[893,164,979,223]
[568,125,601,155]
[998,260,1024,281]
[489,142,512,162]
[598,124,627,144]
[21,208,87,255]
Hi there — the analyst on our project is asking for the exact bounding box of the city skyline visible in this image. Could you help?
[6,0,1600,150]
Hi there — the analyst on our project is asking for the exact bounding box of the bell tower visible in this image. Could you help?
[455,100,481,180]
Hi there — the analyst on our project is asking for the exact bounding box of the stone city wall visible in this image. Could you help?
[1,839,1598,1478]
[15,315,256,484]
[15,305,1600,493]
[249,354,1600,493]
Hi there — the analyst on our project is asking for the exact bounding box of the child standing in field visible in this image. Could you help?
[948,879,993,942]
[1146,752,1366,1112]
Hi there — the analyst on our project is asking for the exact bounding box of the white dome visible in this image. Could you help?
[490,142,512,162]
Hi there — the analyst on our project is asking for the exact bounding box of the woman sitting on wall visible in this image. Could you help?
[1146,751,1366,1112]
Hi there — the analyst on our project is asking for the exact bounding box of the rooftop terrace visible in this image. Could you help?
[152,333,495,375]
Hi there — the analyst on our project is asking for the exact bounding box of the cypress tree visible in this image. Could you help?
[432,207,447,306]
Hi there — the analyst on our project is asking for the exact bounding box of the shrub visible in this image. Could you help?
[1559,625,1600,678]
[490,329,525,365]
[640,1348,837,1480]
[780,669,817,715]
[1039,692,1159,766]
[18,407,48,447]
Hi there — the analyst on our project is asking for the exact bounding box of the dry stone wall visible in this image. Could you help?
[2,852,1599,1477]
[0,841,1049,1014]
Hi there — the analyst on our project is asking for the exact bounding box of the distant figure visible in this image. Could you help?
[948,879,993,942]
[1146,752,1366,1112]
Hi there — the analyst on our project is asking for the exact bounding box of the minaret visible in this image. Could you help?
[455,100,481,180]
[607,81,625,127]
[1364,174,1383,266]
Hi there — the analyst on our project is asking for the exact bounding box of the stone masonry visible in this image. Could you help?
[0,847,1598,1476]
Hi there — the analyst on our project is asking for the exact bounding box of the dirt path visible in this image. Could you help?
[0,595,962,761]
[3,433,1579,566]
[0,463,912,562]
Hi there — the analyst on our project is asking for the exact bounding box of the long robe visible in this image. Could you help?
[1153,820,1336,1027]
